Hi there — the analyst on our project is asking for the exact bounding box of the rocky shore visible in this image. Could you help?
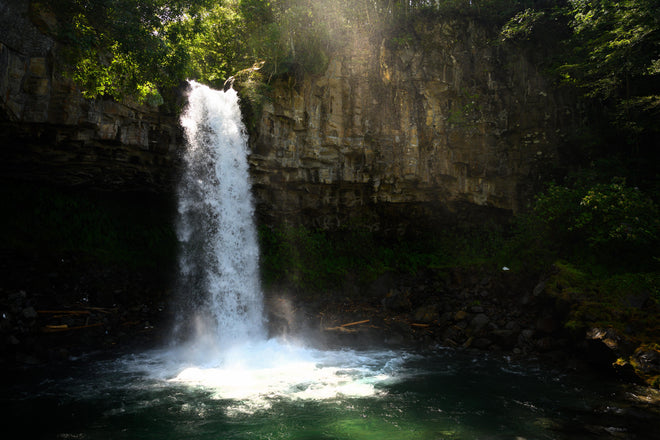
[267,266,660,389]
[2,250,659,394]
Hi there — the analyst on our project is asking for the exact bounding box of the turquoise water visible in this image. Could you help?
[3,345,657,440]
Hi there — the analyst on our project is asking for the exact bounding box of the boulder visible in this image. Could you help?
[469,313,490,333]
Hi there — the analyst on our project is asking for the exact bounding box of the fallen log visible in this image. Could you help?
[324,319,370,332]
[42,322,103,333]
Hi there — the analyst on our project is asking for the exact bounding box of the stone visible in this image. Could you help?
[454,310,468,321]
[249,15,571,231]
[521,329,535,339]
[22,307,37,319]
[28,57,48,77]
[1,3,576,236]
[633,346,660,375]
[413,304,438,323]
[382,289,411,312]
[491,329,517,349]
[469,313,490,333]
[472,337,492,349]
[532,280,546,297]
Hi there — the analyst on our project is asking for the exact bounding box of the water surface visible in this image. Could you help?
[3,344,657,440]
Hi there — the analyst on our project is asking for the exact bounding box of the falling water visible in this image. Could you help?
[166,80,399,411]
[176,80,265,351]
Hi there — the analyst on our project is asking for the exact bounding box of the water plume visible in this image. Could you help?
[175,80,265,352]
[160,80,401,413]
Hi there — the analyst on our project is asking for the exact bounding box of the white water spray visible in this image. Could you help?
[158,80,402,413]
[176,80,265,351]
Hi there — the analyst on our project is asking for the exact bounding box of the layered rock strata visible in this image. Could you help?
[0,0,180,193]
[1,1,575,229]
[250,20,575,231]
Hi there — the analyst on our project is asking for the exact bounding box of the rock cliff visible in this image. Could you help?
[1,1,575,230]
[249,19,575,231]
[0,0,180,192]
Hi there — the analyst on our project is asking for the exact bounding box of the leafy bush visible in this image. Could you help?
[0,184,177,269]
[528,175,659,270]
[259,222,511,293]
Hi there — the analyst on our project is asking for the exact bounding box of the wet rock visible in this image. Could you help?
[442,326,464,346]
[536,337,558,352]
[469,313,490,333]
[521,329,535,340]
[472,337,492,349]
[382,289,411,312]
[633,346,660,376]
[490,329,518,349]
[413,304,438,323]
[22,306,37,320]
[585,327,626,369]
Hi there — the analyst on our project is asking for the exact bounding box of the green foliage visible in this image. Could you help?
[532,177,659,256]
[500,8,548,41]
[501,0,660,145]
[47,0,544,102]
[575,178,659,247]
[546,261,660,346]
[259,222,510,293]
[49,0,211,103]
[0,184,177,269]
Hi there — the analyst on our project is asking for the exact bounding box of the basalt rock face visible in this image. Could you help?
[2,2,574,229]
[0,0,180,193]
[249,19,576,232]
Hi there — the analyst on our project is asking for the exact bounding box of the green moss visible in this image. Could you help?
[258,222,512,294]
[546,261,660,347]
[0,182,177,270]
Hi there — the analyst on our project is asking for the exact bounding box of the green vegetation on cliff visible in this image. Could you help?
[0,182,177,269]
[45,1,558,100]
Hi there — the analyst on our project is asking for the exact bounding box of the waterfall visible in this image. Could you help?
[175,80,265,351]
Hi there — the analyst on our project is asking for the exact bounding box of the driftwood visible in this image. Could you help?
[42,323,103,333]
[38,307,115,333]
[324,319,370,332]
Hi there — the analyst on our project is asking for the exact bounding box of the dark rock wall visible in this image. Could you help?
[250,19,576,231]
[2,1,576,230]
[0,0,181,193]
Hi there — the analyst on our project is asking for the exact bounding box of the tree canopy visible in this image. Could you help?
[502,0,660,147]
[45,0,659,155]
[47,1,549,102]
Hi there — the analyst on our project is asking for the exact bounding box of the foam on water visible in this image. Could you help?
[116,341,406,415]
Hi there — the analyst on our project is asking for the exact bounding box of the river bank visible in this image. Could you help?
[3,249,659,395]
